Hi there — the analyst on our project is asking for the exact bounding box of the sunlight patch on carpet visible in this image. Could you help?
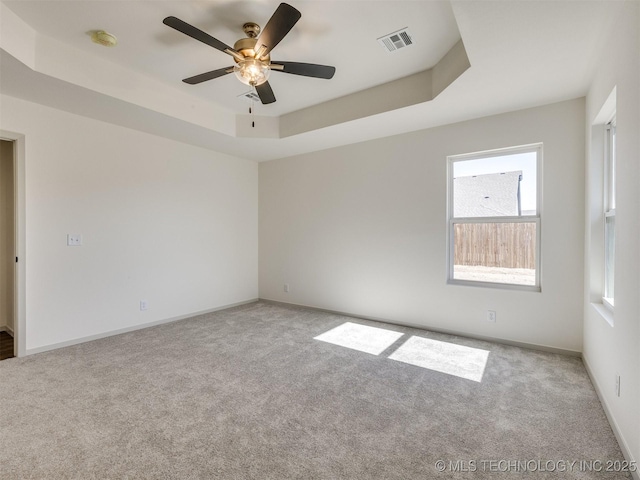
[314,322,404,355]
[388,336,489,382]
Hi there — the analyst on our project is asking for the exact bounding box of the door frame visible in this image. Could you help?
[1,131,26,357]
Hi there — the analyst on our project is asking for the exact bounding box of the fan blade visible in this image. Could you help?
[163,16,240,58]
[255,81,276,104]
[183,67,233,85]
[254,3,301,57]
[270,62,335,79]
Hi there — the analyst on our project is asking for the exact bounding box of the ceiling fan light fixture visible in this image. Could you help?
[234,58,271,86]
[164,3,335,105]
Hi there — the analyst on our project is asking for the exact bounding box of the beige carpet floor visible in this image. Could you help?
[0,301,630,479]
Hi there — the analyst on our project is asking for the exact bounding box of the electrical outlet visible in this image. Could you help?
[140,300,148,311]
[284,284,290,293]
[67,234,82,246]
[487,310,496,322]
[615,373,620,397]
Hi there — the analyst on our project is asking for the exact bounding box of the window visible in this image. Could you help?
[447,144,541,291]
[603,119,616,308]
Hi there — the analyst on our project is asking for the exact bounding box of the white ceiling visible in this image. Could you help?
[0,1,621,161]
[3,0,461,116]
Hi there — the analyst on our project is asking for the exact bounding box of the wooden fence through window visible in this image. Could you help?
[454,222,536,269]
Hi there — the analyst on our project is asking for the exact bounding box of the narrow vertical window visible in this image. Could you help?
[447,145,542,291]
[603,119,616,308]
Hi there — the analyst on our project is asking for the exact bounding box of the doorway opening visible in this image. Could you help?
[0,139,15,360]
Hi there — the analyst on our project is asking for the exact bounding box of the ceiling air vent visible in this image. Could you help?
[377,28,413,53]
[238,91,261,102]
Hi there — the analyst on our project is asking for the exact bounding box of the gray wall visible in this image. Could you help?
[0,96,258,352]
[260,98,585,352]
[583,0,640,468]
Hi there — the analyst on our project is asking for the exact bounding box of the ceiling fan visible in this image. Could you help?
[163,3,336,105]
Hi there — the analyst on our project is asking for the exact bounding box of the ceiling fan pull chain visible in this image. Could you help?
[251,96,255,128]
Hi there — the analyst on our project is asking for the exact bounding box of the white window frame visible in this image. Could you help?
[603,118,616,310]
[446,143,543,292]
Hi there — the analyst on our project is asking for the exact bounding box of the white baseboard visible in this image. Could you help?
[260,298,582,357]
[24,298,259,356]
[583,355,639,480]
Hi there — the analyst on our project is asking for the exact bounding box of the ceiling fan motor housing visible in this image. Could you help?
[233,36,270,63]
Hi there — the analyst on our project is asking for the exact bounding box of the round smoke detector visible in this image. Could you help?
[91,30,117,47]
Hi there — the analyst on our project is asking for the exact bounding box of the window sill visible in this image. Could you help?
[448,279,541,293]
[591,302,614,327]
